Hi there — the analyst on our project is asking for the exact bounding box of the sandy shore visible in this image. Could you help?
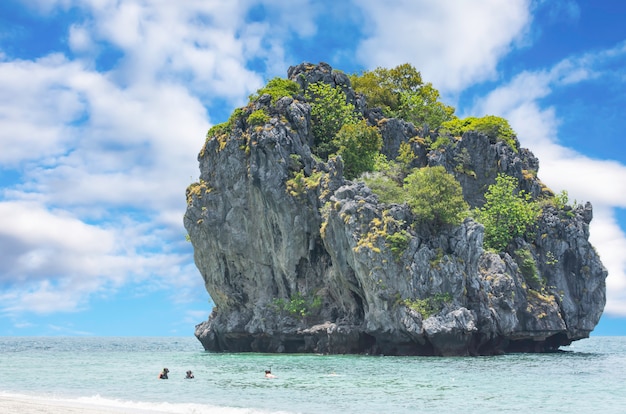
[0,395,159,414]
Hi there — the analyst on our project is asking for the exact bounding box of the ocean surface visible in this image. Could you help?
[0,336,625,413]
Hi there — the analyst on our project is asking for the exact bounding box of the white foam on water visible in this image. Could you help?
[0,391,291,414]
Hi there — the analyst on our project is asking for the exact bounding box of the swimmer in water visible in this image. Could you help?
[185,370,195,379]
[158,368,169,379]
[264,369,276,379]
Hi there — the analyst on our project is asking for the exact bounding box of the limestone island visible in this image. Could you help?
[184,62,607,356]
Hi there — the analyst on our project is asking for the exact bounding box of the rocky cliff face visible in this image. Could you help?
[184,62,607,356]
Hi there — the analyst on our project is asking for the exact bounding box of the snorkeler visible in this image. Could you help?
[158,368,169,379]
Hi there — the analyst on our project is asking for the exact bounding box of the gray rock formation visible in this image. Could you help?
[184,63,607,356]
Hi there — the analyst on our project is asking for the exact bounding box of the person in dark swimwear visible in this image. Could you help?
[264,369,276,379]
[185,370,194,379]
[158,368,169,379]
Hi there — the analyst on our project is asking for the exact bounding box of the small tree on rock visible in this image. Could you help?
[404,166,469,228]
[476,174,540,251]
[335,121,383,180]
[305,82,358,159]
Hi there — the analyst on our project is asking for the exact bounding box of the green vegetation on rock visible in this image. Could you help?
[514,248,543,290]
[404,293,453,319]
[385,229,411,259]
[404,166,469,227]
[272,292,322,319]
[286,170,323,198]
[440,115,517,152]
[364,165,469,229]
[306,82,358,159]
[363,174,404,205]
[335,120,382,180]
[476,174,540,251]
[250,77,300,103]
[350,63,455,129]
[207,108,244,139]
[247,109,269,126]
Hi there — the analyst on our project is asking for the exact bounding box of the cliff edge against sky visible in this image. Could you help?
[184,62,606,356]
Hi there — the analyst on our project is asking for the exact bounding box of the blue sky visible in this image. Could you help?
[1,0,625,337]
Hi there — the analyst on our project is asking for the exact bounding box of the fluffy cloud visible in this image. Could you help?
[0,2,243,317]
[0,0,327,321]
[0,199,200,316]
[471,45,626,316]
[355,0,532,93]
[0,54,86,165]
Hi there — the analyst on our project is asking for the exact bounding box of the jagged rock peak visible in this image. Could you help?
[185,62,607,356]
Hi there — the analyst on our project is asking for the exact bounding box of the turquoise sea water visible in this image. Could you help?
[0,336,625,413]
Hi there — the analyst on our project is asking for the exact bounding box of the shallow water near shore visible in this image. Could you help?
[0,336,625,413]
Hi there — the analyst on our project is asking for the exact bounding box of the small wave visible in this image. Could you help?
[0,392,292,414]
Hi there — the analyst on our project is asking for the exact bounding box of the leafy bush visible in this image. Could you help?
[335,120,383,179]
[207,108,244,138]
[363,174,404,204]
[396,141,415,170]
[514,248,543,289]
[554,190,572,209]
[247,109,269,126]
[306,82,358,159]
[403,166,469,227]
[250,77,300,103]
[430,135,452,150]
[386,229,411,258]
[285,170,323,197]
[404,293,452,319]
[349,63,454,129]
[396,84,455,129]
[273,292,321,319]
[350,63,423,114]
[440,115,517,152]
[476,174,540,251]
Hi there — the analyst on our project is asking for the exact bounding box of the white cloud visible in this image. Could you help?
[471,45,626,316]
[0,200,200,315]
[75,0,267,102]
[0,0,325,320]
[355,0,532,93]
[68,23,93,52]
[0,54,87,165]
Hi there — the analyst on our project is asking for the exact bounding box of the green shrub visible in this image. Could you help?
[396,141,415,169]
[286,170,323,197]
[429,247,445,269]
[554,190,572,209]
[207,108,244,138]
[430,135,452,150]
[373,153,394,173]
[514,248,543,289]
[306,82,358,159]
[250,77,300,103]
[272,292,321,318]
[350,63,423,115]
[404,293,452,319]
[335,120,382,179]
[476,174,540,251]
[440,115,517,152]
[363,174,405,204]
[396,84,455,129]
[385,229,411,258]
[247,109,269,126]
[349,63,454,128]
[403,166,469,227]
